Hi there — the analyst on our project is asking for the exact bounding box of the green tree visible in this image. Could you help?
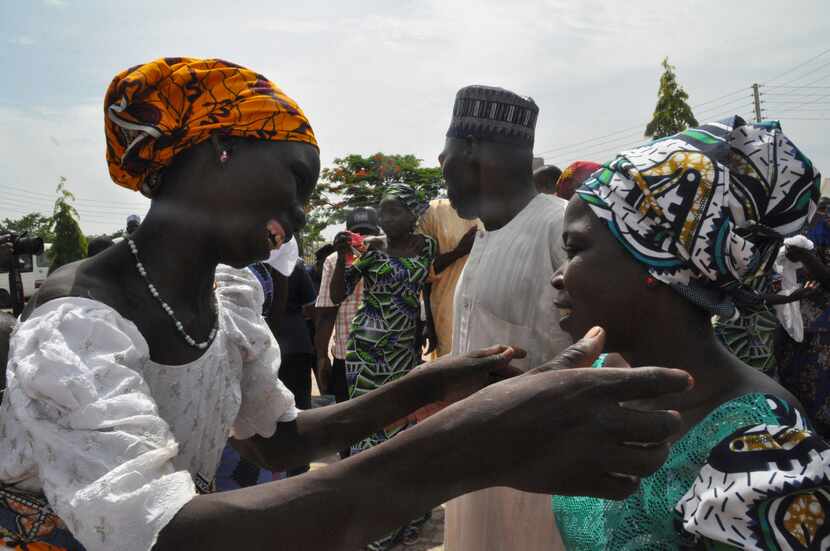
[300,153,443,250]
[1,212,55,242]
[645,58,698,139]
[49,177,87,273]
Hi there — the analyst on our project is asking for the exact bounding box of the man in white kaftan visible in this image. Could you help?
[440,85,571,551]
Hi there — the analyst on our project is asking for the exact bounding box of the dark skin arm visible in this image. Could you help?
[432,226,476,275]
[313,306,337,392]
[156,330,692,551]
[760,281,821,305]
[422,283,437,355]
[329,232,356,305]
[231,354,443,471]
[787,246,830,287]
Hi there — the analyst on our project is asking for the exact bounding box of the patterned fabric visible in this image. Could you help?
[577,117,821,318]
[344,236,437,452]
[555,393,830,550]
[0,486,79,550]
[0,469,222,551]
[315,252,362,360]
[214,444,273,492]
[555,161,601,200]
[777,207,830,439]
[383,182,430,218]
[778,332,830,439]
[799,209,830,333]
[104,57,317,194]
[446,85,538,147]
[714,275,783,376]
[678,397,830,550]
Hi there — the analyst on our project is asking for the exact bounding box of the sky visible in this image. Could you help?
[1,0,829,236]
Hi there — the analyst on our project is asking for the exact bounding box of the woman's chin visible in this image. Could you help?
[560,315,591,343]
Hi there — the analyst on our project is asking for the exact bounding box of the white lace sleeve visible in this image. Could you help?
[215,265,299,440]
[4,298,196,551]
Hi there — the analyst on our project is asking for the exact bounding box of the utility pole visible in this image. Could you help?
[752,83,763,122]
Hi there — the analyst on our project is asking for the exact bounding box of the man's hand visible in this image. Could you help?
[439,327,690,500]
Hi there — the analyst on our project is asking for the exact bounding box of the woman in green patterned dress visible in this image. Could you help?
[330,183,437,449]
[329,182,436,548]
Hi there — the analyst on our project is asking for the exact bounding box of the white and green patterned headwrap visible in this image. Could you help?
[577,116,821,318]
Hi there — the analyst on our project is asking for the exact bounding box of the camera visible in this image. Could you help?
[4,232,44,257]
[1,232,44,316]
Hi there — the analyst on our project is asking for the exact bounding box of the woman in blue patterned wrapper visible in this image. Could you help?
[551,116,830,550]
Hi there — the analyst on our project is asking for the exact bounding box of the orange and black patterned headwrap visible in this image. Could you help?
[104,57,318,195]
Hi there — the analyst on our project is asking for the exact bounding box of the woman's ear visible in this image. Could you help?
[209,133,236,168]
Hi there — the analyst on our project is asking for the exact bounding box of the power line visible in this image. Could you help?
[787,71,830,89]
[763,92,830,97]
[538,129,646,158]
[0,193,146,220]
[766,47,830,83]
[695,93,754,110]
[0,182,148,207]
[535,124,645,156]
[696,103,754,120]
[0,205,129,227]
[767,60,830,89]
[762,99,830,104]
[0,193,146,219]
[773,117,830,121]
[691,87,747,107]
[539,49,830,160]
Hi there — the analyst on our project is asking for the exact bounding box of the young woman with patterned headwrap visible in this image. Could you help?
[0,57,696,551]
[328,182,436,549]
[552,116,830,549]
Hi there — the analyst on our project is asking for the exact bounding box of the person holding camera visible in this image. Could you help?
[314,207,380,424]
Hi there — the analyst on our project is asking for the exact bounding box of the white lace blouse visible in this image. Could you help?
[0,265,298,551]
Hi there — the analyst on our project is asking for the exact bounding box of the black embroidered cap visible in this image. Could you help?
[446,85,539,148]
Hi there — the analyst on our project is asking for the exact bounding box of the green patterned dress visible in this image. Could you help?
[554,393,830,550]
[344,235,437,452]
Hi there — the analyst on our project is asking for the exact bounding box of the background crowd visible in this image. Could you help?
[1,54,830,551]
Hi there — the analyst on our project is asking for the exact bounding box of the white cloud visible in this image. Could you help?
[0,104,150,235]
[1,0,828,240]
[44,0,67,7]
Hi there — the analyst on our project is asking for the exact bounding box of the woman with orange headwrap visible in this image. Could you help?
[0,58,693,551]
